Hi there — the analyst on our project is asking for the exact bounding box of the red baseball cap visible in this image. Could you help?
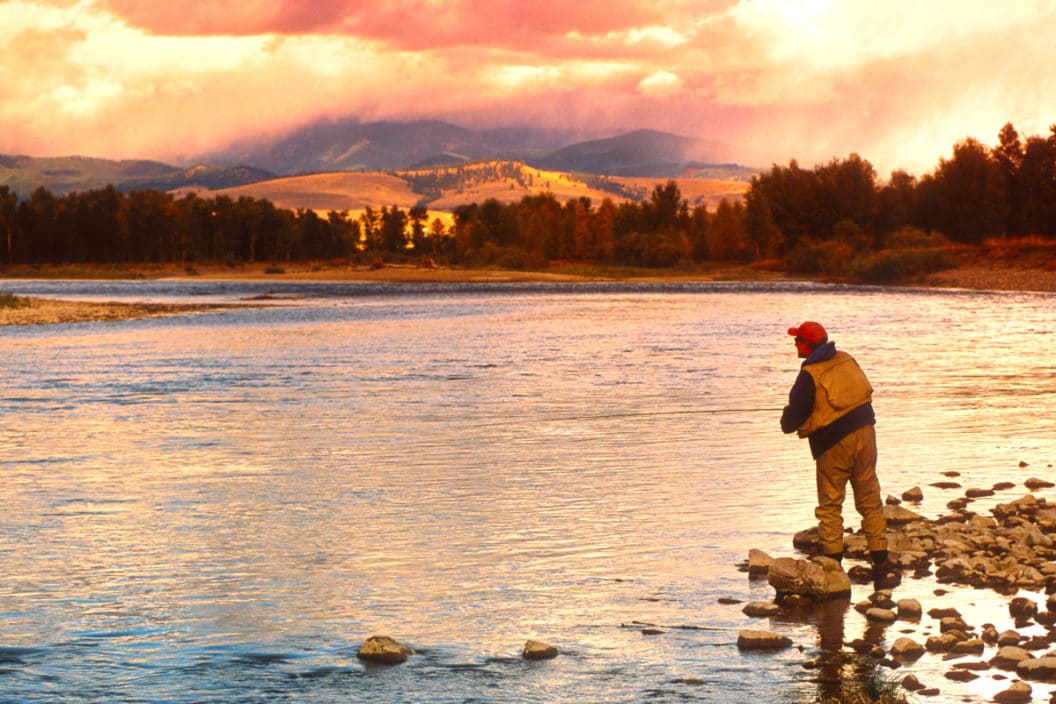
[788,321,827,344]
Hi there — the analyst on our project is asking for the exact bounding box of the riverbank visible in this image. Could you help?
[2,255,1054,326]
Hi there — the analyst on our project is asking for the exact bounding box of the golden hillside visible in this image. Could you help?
[201,161,749,215]
[209,172,421,212]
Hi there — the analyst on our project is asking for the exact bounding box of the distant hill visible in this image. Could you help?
[201,160,750,215]
[206,118,580,175]
[0,155,273,197]
[204,119,744,179]
[0,119,757,199]
[530,129,721,177]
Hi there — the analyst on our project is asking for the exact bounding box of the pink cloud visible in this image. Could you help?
[100,0,670,47]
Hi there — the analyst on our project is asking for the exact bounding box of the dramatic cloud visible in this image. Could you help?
[2,0,1056,177]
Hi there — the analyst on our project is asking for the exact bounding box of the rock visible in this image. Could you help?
[736,629,792,650]
[1017,656,1056,682]
[966,487,995,498]
[926,633,960,652]
[865,607,897,623]
[928,607,962,619]
[901,673,926,691]
[896,598,922,619]
[717,597,742,604]
[1011,597,1039,621]
[891,637,925,660]
[357,635,413,664]
[993,680,1033,704]
[847,564,873,584]
[747,549,774,578]
[767,556,850,600]
[918,688,941,696]
[999,630,1025,647]
[1023,636,1051,651]
[993,482,1017,491]
[945,669,979,682]
[988,645,1030,671]
[792,527,819,551]
[902,486,924,502]
[884,504,928,525]
[886,494,901,505]
[1026,477,1055,490]
[742,601,781,617]
[523,639,559,660]
[950,638,985,655]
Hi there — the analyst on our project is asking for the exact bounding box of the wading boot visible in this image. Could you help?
[870,550,901,591]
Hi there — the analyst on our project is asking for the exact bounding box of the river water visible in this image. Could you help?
[1,279,1054,703]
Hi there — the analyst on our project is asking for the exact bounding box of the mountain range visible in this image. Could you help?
[0,119,757,198]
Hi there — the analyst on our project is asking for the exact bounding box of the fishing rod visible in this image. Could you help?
[471,406,784,428]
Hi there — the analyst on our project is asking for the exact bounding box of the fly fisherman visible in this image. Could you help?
[780,321,899,591]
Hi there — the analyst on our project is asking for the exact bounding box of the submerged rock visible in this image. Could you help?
[522,639,559,660]
[736,629,792,650]
[357,636,413,665]
[742,601,781,617]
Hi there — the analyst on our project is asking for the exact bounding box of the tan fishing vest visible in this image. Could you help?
[797,350,873,438]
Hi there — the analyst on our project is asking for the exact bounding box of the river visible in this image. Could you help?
[1,279,1054,703]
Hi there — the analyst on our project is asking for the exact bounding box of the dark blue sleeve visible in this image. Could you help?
[781,370,815,434]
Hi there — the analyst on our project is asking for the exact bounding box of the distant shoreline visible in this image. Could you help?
[2,261,1054,326]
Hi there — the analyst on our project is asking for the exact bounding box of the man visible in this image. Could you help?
[780,321,898,590]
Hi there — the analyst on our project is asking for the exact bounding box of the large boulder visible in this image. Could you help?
[767,556,850,600]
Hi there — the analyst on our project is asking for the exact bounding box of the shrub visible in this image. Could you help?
[850,248,956,283]
[787,238,855,275]
[0,292,29,309]
[885,226,950,249]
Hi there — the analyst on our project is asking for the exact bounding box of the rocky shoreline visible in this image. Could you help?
[737,468,1056,702]
[0,297,240,326]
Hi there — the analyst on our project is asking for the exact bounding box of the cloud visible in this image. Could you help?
[2,0,1056,178]
[637,70,683,97]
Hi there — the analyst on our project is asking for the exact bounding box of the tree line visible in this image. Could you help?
[1,122,1054,277]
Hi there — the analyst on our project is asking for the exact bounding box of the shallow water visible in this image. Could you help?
[1,280,1055,703]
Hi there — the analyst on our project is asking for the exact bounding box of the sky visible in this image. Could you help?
[2,0,1056,177]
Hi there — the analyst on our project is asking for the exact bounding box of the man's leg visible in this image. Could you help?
[815,440,853,557]
[848,424,887,553]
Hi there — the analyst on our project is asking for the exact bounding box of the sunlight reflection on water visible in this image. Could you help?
[0,282,1055,702]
